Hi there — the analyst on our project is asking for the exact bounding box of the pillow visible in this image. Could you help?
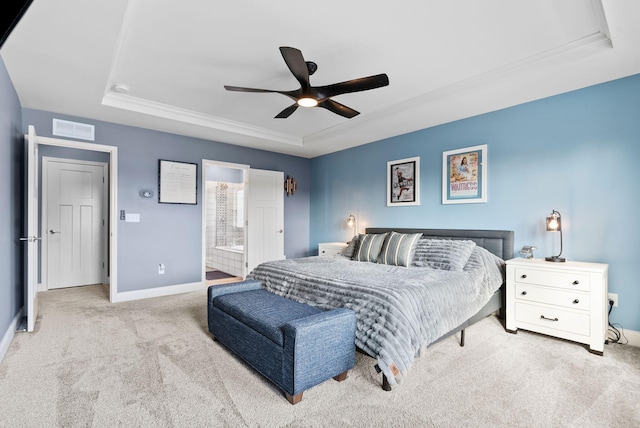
[354,233,387,262]
[412,238,476,271]
[342,235,360,258]
[377,231,423,267]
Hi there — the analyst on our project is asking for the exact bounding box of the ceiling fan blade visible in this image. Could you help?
[315,74,389,99]
[224,85,281,93]
[275,104,299,119]
[318,99,360,119]
[279,46,310,90]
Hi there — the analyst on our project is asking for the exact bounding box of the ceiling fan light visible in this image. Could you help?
[297,97,318,107]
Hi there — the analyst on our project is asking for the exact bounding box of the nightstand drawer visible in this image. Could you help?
[515,283,590,311]
[514,267,590,292]
[515,302,590,336]
[318,242,348,257]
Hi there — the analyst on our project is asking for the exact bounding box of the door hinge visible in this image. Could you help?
[245,262,248,268]
[102,262,105,269]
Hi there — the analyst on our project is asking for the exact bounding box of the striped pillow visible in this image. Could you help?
[354,233,387,262]
[377,232,423,267]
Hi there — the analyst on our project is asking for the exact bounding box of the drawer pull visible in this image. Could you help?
[572,280,580,285]
[540,315,559,322]
[521,291,527,296]
[521,274,527,279]
[573,299,579,304]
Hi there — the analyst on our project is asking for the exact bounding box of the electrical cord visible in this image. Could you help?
[606,298,628,345]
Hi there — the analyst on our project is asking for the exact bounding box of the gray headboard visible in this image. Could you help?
[365,228,514,261]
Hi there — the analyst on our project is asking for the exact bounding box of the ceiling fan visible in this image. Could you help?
[224,46,389,119]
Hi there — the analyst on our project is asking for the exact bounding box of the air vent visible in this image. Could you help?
[52,119,95,141]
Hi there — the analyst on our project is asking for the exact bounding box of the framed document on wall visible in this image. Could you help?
[158,159,197,204]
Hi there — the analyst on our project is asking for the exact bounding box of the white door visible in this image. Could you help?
[45,159,106,289]
[21,126,40,332]
[247,169,284,274]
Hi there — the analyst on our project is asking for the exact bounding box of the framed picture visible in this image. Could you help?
[158,159,198,204]
[442,144,487,204]
[387,156,420,206]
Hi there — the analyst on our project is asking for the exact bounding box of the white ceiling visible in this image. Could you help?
[2,1,640,158]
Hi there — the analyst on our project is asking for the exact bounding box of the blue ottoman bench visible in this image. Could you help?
[207,280,356,404]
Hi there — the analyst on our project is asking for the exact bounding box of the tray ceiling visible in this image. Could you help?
[2,1,640,157]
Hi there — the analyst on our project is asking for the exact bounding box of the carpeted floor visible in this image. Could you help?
[1,284,638,427]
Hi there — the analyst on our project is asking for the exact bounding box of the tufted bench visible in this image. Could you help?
[207,280,356,404]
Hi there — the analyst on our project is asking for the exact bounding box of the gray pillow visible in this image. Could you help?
[412,238,477,271]
[354,233,387,262]
[342,235,360,258]
[377,231,423,267]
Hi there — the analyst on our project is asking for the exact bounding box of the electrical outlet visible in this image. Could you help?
[608,292,618,307]
[158,263,165,275]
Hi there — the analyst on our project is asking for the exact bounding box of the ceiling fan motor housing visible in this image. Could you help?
[306,61,317,75]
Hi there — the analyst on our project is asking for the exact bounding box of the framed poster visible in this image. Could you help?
[442,144,487,204]
[158,159,197,204]
[387,156,420,206]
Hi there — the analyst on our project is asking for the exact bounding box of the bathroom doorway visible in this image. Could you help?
[202,160,248,283]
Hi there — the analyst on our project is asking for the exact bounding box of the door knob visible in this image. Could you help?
[277,229,283,233]
[49,229,61,234]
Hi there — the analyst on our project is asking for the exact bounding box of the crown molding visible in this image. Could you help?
[101,91,303,147]
[305,31,612,149]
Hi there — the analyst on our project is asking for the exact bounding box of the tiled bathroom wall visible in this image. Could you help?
[205,180,245,277]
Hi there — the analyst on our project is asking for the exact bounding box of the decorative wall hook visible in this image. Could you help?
[284,175,297,196]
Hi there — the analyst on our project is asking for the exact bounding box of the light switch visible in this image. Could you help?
[125,213,140,223]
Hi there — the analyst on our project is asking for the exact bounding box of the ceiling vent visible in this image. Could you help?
[52,119,95,141]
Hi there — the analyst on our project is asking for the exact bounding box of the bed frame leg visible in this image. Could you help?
[382,374,392,391]
[460,329,465,347]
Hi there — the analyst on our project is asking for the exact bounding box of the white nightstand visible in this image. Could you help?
[318,242,348,257]
[505,258,609,355]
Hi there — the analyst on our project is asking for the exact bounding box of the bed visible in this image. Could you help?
[248,228,514,389]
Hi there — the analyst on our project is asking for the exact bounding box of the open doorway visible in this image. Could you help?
[202,160,248,284]
[23,126,118,332]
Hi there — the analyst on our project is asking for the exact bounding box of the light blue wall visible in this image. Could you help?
[23,109,311,293]
[0,57,23,338]
[310,73,640,332]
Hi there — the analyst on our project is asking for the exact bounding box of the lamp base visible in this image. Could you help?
[545,256,566,262]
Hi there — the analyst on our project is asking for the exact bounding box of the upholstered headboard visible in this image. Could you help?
[365,228,514,261]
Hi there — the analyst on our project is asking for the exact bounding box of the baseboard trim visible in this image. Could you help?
[111,281,204,303]
[615,328,640,348]
[1,307,24,363]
